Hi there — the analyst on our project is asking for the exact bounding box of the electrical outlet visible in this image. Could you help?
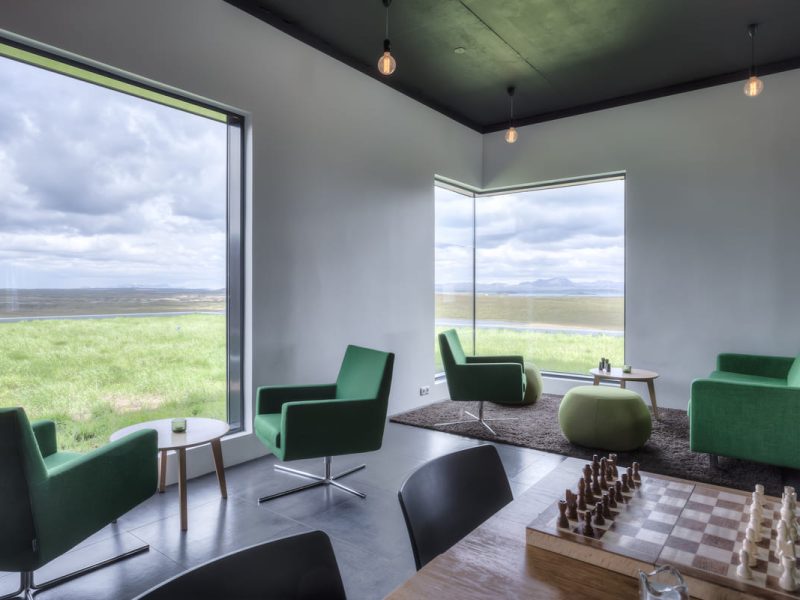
[419,386,430,396]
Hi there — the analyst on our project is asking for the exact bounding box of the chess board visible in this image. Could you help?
[526,469,800,600]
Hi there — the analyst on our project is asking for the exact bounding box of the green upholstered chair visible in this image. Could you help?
[690,352,800,469]
[0,407,158,600]
[558,386,652,451]
[438,329,541,435]
[254,344,394,502]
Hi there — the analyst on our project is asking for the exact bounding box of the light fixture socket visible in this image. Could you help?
[384,38,391,52]
[507,86,515,97]
[383,0,392,6]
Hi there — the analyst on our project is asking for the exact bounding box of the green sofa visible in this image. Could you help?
[689,353,800,469]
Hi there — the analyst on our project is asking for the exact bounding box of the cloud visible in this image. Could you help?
[0,56,227,289]
[436,180,625,285]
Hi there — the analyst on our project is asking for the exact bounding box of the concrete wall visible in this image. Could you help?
[0,0,482,476]
[483,69,800,409]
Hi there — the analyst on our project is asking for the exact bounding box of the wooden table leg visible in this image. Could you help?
[178,448,188,531]
[593,375,600,385]
[619,380,626,389]
[647,380,660,420]
[211,439,228,499]
[158,450,167,493]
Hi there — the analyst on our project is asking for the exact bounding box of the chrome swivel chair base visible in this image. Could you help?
[0,544,149,600]
[258,456,367,503]
[435,401,517,436]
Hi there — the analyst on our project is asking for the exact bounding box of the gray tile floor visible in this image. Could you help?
[0,422,566,600]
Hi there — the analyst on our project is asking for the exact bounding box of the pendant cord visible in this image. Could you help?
[385,4,390,40]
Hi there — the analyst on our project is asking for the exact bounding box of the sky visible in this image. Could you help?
[0,56,227,290]
[435,179,625,287]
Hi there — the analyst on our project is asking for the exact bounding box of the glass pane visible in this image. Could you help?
[475,179,624,374]
[434,186,474,372]
[0,53,230,451]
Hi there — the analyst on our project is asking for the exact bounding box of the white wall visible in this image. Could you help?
[483,70,800,409]
[0,0,482,477]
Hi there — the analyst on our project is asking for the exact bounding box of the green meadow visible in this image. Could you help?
[0,314,226,452]
[435,294,624,374]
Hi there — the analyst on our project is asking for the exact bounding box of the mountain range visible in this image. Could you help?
[435,277,623,295]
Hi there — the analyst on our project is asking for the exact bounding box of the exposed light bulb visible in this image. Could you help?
[505,126,518,144]
[378,49,396,76]
[743,75,764,97]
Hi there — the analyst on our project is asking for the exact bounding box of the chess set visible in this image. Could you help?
[526,455,800,599]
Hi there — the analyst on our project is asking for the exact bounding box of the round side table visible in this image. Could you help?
[589,367,660,420]
[111,417,229,531]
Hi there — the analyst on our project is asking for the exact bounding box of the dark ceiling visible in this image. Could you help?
[224,0,800,132]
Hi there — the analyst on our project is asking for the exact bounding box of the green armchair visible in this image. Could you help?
[438,329,542,434]
[254,344,394,502]
[0,407,158,599]
[689,353,800,469]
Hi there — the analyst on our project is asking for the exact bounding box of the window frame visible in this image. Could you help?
[0,35,246,433]
[434,173,626,379]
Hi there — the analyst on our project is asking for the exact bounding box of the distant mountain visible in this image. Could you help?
[436,277,623,295]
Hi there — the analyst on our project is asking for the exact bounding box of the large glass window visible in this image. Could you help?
[435,178,624,376]
[0,40,244,450]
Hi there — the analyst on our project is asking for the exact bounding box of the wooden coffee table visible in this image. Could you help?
[590,367,660,419]
[110,417,229,531]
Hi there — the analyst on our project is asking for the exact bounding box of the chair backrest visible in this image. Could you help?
[335,345,394,407]
[134,531,346,600]
[0,407,48,572]
[397,445,513,570]
[438,329,467,375]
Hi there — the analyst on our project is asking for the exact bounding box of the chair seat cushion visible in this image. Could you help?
[43,451,82,471]
[558,386,652,451]
[708,370,786,387]
[254,414,282,451]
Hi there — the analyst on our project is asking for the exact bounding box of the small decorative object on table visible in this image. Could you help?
[639,565,689,600]
[623,364,632,373]
[171,417,187,433]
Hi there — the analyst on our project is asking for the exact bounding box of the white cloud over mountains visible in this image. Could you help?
[436,180,625,286]
[0,56,227,289]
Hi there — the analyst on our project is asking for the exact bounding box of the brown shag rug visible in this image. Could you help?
[390,394,796,496]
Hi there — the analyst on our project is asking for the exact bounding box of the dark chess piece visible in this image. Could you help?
[592,474,602,496]
[558,500,570,529]
[609,454,619,478]
[615,480,627,503]
[632,462,641,484]
[583,511,594,537]
[583,464,592,485]
[591,458,600,477]
[600,471,609,491]
[577,488,587,511]
[621,473,630,493]
[593,502,605,526]
[627,466,639,488]
[608,488,618,508]
[585,484,595,504]
[601,494,612,519]
[568,498,579,521]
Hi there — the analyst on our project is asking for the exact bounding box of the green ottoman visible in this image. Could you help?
[558,385,652,451]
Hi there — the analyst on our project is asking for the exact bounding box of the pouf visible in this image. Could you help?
[558,385,652,451]
[522,364,543,405]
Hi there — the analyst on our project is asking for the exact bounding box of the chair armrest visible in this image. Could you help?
[466,355,524,366]
[33,429,158,563]
[280,398,384,460]
[256,384,337,415]
[450,363,524,402]
[716,353,794,379]
[31,419,57,458]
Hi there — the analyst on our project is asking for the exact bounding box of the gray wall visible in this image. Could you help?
[0,0,482,471]
[483,69,800,409]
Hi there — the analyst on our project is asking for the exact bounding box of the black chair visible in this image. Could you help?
[397,445,513,570]
[133,531,346,600]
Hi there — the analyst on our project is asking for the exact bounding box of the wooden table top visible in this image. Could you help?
[110,417,229,451]
[386,456,700,600]
[590,367,659,382]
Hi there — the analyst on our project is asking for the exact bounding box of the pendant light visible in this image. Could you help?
[743,24,764,97]
[377,0,396,76]
[505,86,518,144]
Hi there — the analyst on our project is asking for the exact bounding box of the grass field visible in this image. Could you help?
[435,294,624,374]
[0,314,225,452]
[436,293,624,330]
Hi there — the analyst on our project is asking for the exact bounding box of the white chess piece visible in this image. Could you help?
[744,527,759,566]
[781,538,796,560]
[781,503,799,542]
[779,555,799,592]
[777,520,790,558]
[755,483,765,497]
[751,490,763,513]
[736,549,753,579]
[748,513,762,542]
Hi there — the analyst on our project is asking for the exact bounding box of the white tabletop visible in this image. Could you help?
[589,367,659,381]
[110,417,229,451]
